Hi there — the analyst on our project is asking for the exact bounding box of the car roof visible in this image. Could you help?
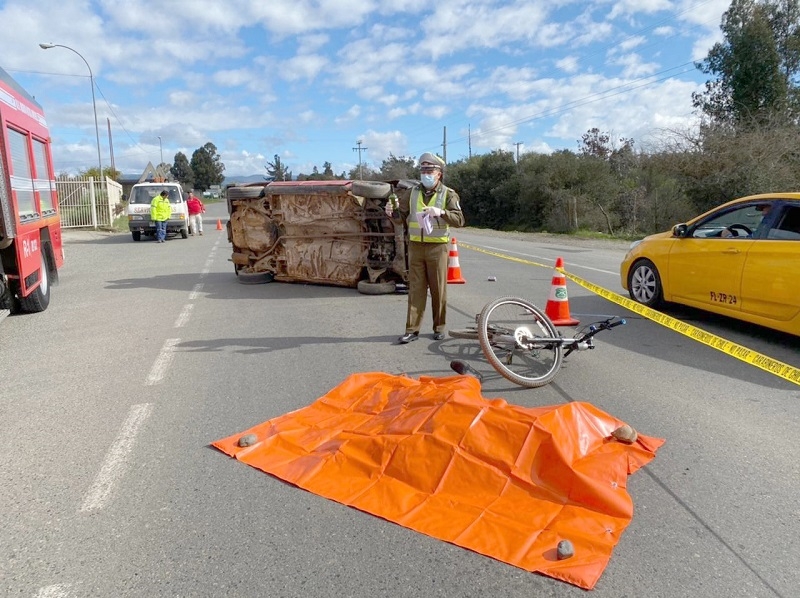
[688,193,800,224]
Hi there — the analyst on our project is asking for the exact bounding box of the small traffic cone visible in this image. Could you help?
[544,257,579,326]
[216,219,223,230]
[447,237,466,284]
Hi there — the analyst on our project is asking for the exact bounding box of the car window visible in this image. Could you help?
[691,204,766,238]
[130,187,157,204]
[130,186,182,204]
[766,205,800,240]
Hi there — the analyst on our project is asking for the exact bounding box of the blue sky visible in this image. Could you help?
[1,0,729,178]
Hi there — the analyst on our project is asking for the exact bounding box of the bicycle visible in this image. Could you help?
[449,296,626,388]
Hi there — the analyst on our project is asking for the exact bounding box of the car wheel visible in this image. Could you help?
[628,259,663,307]
[237,271,274,285]
[132,231,141,242]
[351,181,391,199]
[357,280,396,295]
[227,185,268,200]
[181,226,189,239]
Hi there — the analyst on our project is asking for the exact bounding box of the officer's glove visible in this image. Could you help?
[424,206,443,217]
[384,202,394,217]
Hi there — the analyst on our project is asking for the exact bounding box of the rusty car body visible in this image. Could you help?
[227,179,408,294]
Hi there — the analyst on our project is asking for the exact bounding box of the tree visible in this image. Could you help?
[266,154,291,181]
[346,164,379,180]
[170,152,194,188]
[190,142,225,191]
[693,0,788,125]
[446,150,516,229]
[379,154,418,180]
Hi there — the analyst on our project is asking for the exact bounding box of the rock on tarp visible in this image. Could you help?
[212,372,664,590]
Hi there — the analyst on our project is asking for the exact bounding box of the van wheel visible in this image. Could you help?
[132,231,141,242]
[357,280,396,295]
[19,251,51,313]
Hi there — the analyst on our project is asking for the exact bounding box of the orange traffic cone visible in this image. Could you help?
[216,219,223,230]
[446,237,466,284]
[544,257,579,326]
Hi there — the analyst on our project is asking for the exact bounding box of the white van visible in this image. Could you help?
[126,182,190,242]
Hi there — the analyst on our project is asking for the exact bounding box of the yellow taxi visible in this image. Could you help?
[620,193,800,336]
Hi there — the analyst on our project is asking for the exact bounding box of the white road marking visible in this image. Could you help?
[36,585,71,598]
[79,403,153,513]
[174,304,194,328]
[481,243,620,275]
[189,283,204,300]
[146,338,179,385]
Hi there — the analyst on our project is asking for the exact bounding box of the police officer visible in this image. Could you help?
[385,152,464,343]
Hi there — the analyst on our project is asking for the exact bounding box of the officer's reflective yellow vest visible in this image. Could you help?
[408,185,449,243]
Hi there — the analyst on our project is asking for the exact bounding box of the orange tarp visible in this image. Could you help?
[212,373,664,590]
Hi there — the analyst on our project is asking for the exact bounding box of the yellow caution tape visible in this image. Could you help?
[459,242,800,386]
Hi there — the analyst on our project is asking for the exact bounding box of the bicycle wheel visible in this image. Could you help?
[478,297,563,388]
[448,327,479,340]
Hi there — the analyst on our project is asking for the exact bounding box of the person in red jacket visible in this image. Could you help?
[186,191,205,236]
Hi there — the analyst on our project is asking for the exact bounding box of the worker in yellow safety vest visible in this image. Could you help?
[150,190,172,243]
[385,152,465,343]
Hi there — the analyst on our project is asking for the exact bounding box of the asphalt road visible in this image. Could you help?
[2,202,798,597]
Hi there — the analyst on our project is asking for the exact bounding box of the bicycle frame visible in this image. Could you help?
[449,296,625,388]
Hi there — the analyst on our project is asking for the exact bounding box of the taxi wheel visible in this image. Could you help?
[628,259,663,307]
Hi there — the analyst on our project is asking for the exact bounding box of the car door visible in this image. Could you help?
[667,203,761,312]
[739,203,800,323]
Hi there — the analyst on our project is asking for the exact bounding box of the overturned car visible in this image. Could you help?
[227,179,408,294]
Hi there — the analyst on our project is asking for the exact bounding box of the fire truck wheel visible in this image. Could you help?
[132,231,142,242]
[19,252,51,313]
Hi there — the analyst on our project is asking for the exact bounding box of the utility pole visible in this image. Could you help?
[514,142,522,171]
[468,124,472,159]
[107,117,115,173]
[442,126,447,165]
[352,140,367,179]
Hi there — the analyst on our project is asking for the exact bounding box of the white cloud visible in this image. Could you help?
[0,0,729,175]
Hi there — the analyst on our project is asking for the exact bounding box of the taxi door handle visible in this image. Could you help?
[723,248,741,254]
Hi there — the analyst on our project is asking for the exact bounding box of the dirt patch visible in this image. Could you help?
[460,227,633,251]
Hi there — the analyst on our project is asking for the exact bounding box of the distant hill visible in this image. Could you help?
[222,174,269,186]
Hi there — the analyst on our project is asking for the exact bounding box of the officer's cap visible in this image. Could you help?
[419,152,445,169]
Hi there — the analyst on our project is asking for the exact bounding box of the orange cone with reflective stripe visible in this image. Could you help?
[446,237,466,284]
[544,257,579,326]
[216,219,223,230]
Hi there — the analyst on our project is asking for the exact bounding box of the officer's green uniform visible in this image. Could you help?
[395,181,465,335]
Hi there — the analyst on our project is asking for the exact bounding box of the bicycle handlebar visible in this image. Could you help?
[584,317,626,336]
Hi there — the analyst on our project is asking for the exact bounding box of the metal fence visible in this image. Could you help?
[55,176,124,229]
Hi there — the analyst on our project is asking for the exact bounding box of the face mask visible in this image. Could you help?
[420,174,437,188]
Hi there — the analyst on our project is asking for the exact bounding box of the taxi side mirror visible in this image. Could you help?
[672,223,688,237]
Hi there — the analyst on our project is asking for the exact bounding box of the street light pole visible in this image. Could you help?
[39,43,103,180]
[157,136,163,165]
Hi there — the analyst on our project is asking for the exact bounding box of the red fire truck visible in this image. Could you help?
[0,65,63,318]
